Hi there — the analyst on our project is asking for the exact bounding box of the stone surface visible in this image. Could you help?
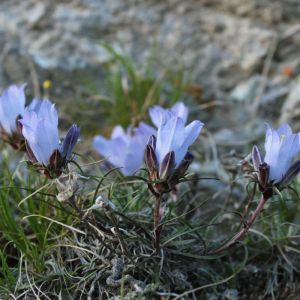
[230,76,264,103]
[280,77,300,129]
[0,0,299,128]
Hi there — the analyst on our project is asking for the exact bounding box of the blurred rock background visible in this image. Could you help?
[1,0,300,135]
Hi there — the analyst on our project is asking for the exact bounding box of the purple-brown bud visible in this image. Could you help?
[159,151,175,179]
[25,140,38,163]
[258,162,270,189]
[252,145,263,172]
[47,149,63,178]
[257,162,273,198]
[144,144,158,181]
[148,135,156,149]
[168,152,193,187]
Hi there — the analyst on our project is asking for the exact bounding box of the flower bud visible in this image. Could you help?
[145,109,203,194]
[20,100,80,178]
[258,162,270,191]
[252,145,262,172]
[251,124,300,192]
[159,151,175,179]
[148,134,156,149]
[169,152,194,187]
[144,144,158,181]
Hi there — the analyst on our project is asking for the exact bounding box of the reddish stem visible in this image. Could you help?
[154,193,162,252]
[210,194,268,254]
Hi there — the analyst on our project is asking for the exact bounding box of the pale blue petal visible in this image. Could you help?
[109,137,128,167]
[33,119,59,165]
[264,124,280,168]
[28,98,43,112]
[27,99,58,127]
[149,106,165,127]
[40,100,58,127]
[134,122,156,145]
[94,132,127,168]
[171,102,189,124]
[21,123,43,162]
[277,123,292,136]
[93,135,111,158]
[271,133,300,183]
[20,109,40,136]
[0,85,26,134]
[263,123,300,183]
[112,125,126,138]
[150,102,189,128]
[123,140,144,175]
[183,120,204,146]
[156,114,185,165]
[174,120,203,165]
[20,104,59,165]
[93,124,147,176]
[21,120,49,165]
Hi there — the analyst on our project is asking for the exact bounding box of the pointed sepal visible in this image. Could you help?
[258,162,270,189]
[252,145,263,172]
[148,135,156,149]
[60,124,80,162]
[49,149,63,170]
[25,140,38,163]
[144,144,158,181]
[279,160,300,186]
[159,151,175,179]
[168,152,194,187]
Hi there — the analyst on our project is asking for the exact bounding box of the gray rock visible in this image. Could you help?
[210,0,299,22]
[0,0,297,132]
[277,24,300,68]
[280,77,300,128]
[230,75,263,102]
[230,71,290,118]
[24,2,47,28]
[0,0,277,82]
[261,85,289,105]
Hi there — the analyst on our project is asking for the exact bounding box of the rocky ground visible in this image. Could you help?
[1,0,300,132]
[0,0,300,128]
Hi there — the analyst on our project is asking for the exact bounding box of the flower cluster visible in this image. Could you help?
[3,84,300,196]
[211,123,300,254]
[21,100,80,177]
[0,85,80,178]
[93,102,203,190]
[2,82,300,254]
[252,124,300,198]
[92,101,203,251]
[145,112,203,193]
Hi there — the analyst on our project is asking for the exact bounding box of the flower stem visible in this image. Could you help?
[154,192,162,253]
[209,194,268,254]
